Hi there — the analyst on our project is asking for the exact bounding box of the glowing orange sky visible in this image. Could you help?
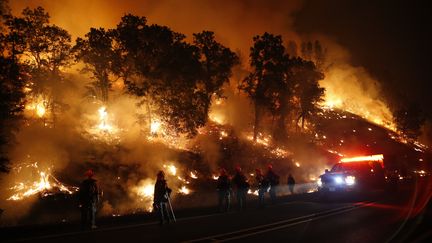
[10,0,302,53]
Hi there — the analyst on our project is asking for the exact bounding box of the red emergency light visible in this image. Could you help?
[340,154,384,163]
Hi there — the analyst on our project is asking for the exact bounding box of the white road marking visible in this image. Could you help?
[183,202,374,242]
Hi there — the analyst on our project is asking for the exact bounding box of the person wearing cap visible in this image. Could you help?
[232,165,249,210]
[153,170,172,225]
[79,169,100,229]
[216,168,231,212]
[265,164,280,204]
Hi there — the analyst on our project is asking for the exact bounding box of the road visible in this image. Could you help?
[3,187,431,243]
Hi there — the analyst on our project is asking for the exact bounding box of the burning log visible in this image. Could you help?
[7,162,78,201]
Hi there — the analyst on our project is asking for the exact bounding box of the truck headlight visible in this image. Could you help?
[345,176,356,185]
[334,177,343,184]
[317,178,322,187]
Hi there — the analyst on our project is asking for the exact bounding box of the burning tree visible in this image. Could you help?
[0,4,27,173]
[193,30,239,110]
[2,7,73,125]
[240,33,290,141]
[290,57,325,130]
[111,15,238,137]
[240,33,325,140]
[74,28,117,103]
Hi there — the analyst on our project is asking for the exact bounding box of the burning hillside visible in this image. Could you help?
[0,4,430,227]
[1,103,429,225]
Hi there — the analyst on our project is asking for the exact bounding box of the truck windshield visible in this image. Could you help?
[331,162,371,172]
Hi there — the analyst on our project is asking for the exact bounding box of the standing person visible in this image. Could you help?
[216,168,231,212]
[79,169,100,230]
[287,174,295,195]
[232,165,249,210]
[255,168,268,208]
[153,170,172,225]
[265,164,280,204]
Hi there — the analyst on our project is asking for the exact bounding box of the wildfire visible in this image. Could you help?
[321,90,397,132]
[245,132,290,158]
[190,171,198,179]
[97,106,115,132]
[150,120,162,134]
[87,106,120,142]
[134,181,154,212]
[7,163,77,201]
[209,113,225,125]
[219,130,228,140]
[25,94,49,119]
[178,186,191,195]
[146,117,190,150]
[163,164,177,176]
[247,189,259,196]
[136,183,154,199]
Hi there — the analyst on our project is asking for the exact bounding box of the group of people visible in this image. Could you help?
[217,164,294,211]
[78,165,296,229]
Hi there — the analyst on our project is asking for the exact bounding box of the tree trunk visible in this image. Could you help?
[253,102,260,142]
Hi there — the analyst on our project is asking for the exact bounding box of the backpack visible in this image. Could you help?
[80,179,98,203]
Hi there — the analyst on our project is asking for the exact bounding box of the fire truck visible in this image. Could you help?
[317,154,386,193]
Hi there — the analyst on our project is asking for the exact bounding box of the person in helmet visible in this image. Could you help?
[79,169,100,229]
[216,168,231,212]
[153,170,172,225]
[255,168,268,208]
[265,164,280,203]
[287,174,296,195]
[232,165,250,210]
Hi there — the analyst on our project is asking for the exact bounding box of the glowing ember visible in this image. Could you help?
[307,188,317,193]
[219,130,228,140]
[327,149,344,157]
[190,171,198,179]
[245,133,270,146]
[212,175,219,180]
[270,147,290,158]
[247,189,259,196]
[295,162,301,168]
[209,113,225,124]
[178,186,191,194]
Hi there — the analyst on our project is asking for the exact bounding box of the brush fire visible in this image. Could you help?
[0,3,430,228]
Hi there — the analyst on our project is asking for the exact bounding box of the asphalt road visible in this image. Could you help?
[3,188,431,243]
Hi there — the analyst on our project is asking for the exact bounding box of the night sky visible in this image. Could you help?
[294,0,432,116]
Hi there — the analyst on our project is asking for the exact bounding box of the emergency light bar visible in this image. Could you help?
[340,154,384,163]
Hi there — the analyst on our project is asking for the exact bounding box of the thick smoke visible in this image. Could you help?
[1,0,405,224]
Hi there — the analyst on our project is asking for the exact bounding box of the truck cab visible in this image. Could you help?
[317,154,386,193]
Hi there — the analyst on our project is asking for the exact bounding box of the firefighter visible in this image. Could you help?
[265,164,280,203]
[216,168,231,212]
[79,169,100,230]
[232,165,250,210]
[153,170,172,225]
[287,174,295,195]
[255,168,268,208]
